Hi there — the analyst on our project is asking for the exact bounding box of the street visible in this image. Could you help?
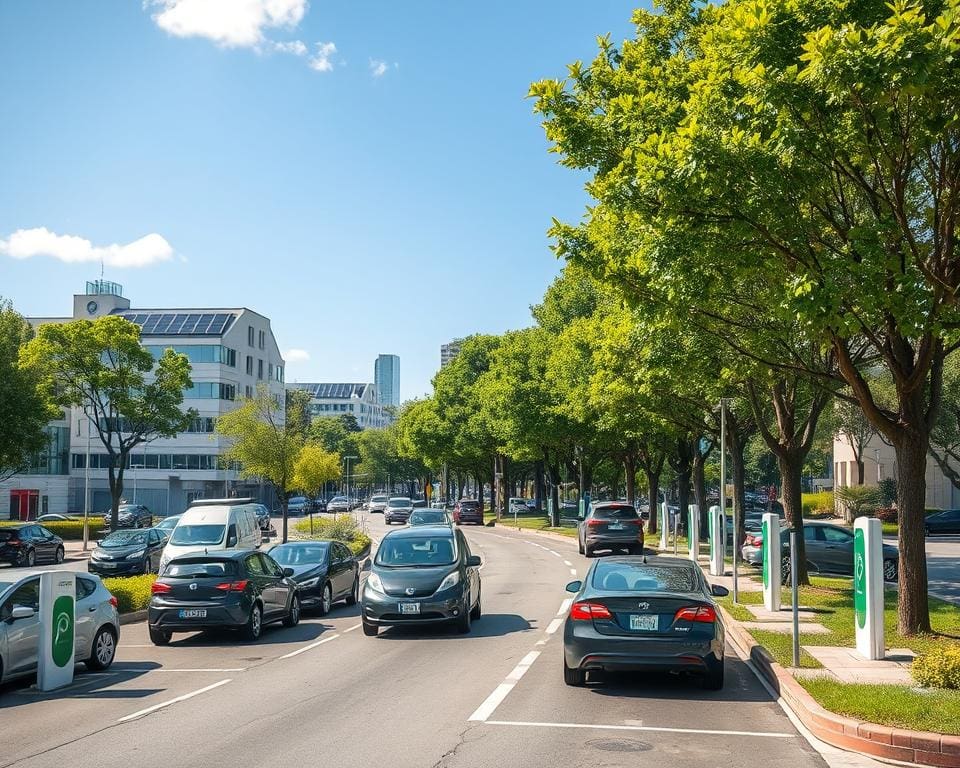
[0,514,834,768]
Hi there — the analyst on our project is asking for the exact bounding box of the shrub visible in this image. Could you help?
[102,574,156,614]
[802,491,834,517]
[293,515,370,556]
[349,533,372,557]
[913,647,960,690]
[878,478,897,506]
[835,486,883,521]
[0,519,106,540]
[875,507,898,523]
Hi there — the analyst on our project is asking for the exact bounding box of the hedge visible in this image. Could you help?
[0,519,107,540]
[293,515,371,557]
[103,574,156,613]
[913,646,960,690]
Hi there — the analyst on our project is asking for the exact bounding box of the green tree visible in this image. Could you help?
[293,443,341,500]
[0,299,58,480]
[20,315,194,528]
[218,385,306,543]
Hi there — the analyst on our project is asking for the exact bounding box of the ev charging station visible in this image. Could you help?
[38,571,76,692]
[708,505,724,576]
[659,501,669,551]
[688,504,700,562]
[762,512,781,612]
[854,517,885,660]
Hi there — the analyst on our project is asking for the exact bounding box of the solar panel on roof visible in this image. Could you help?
[168,315,187,334]
[113,311,238,336]
[208,313,229,335]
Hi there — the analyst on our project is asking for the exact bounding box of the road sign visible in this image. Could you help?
[854,517,884,660]
[762,513,781,612]
[38,571,76,691]
[708,505,724,576]
[688,504,700,563]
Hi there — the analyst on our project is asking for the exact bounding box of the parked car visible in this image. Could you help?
[741,521,900,582]
[313,498,328,513]
[286,496,311,516]
[926,509,960,535]
[409,509,453,527]
[508,497,530,515]
[155,514,182,535]
[35,513,78,522]
[368,494,390,514]
[453,499,483,526]
[578,502,644,557]
[102,503,154,529]
[361,525,482,636]
[412,498,428,509]
[0,570,120,683]
[267,540,358,615]
[252,503,271,531]
[88,528,168,577]
[147,550,300,644]
[562,556,727,689]
[384,497,415,525]
[327,496,351,514]
[0,524,65,567]
[159,498,262,574]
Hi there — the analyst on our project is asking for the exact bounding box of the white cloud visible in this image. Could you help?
[0,228,174,268]
[146,0,307,49]
[271,39,307,56]
[369,58,396,78]
[285,348,310,363]
[308,41,337,72]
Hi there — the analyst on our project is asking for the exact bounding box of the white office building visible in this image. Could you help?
[288,383,389,429]
[2,280,286,520]
[441,338,463,369]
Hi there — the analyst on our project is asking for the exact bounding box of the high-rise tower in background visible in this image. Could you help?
[374,354,401,408]
[440,339,463,369]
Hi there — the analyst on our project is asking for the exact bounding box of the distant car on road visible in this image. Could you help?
[267,540,358,615]
[562,556,727,689]
[286,496,311,516]
[147,550,300,645]
[368,494,389,514]
[409,509,453,527]
[926,510,960,535]
[361,525,481,636]
[35,513,77,523]
[578,502,644,557]
[88,528,168,577]
[313,498,328,513]
[741,520,900,582]
[384,497,414,525]
[102,503,153,529]
[0,524,65,567]
[0,570,120,683]
[453,499,483,526]
[327,496,351,514]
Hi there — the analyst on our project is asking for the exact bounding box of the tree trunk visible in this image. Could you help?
[777,451,809,585]
[624,454,637,505]
[857,460,865,485]
[545,457,561,527]
[672,438,693,536]
[894,434,932,634]
[107,455,125,530]
[534,461,544,512]
[281,496,289,544]
[728,430,748,551]
[645,469,660,536]
[692,444,709,539]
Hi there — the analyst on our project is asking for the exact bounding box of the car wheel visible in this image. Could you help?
[883,559,898,582]
[242,604,263,641]
[87,626,117,670]
[578,539,584,555]
[54,546,65,564]
[702,659,725,690]
[362,617,379,636]
[584,547,594,558]
[25,549,36,567]
[456,603,472,634]
[563,658,585,687]
[283,595,301,628]
[346,576,359,606]
[149,626,171,646]
[470,586,482,620]
[318,583,333,616]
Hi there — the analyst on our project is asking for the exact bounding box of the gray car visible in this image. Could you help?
[368,495,389,514]
[0,570,120,683]
[578,502,644,557]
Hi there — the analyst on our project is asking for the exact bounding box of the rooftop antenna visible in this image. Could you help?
[100,256,105,281]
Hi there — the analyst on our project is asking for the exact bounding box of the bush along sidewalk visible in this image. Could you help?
[1,518,107,540]
[292,514,372,558]
[103,573,156,614]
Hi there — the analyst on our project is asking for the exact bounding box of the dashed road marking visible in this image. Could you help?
[545,618,563,635]
[569,568,577,576]
[557,598,572,615]
[468,651,540,722]
[279,633,340,659]
[117,678,232,723]
[343,623,362,633]
[563,560,572,567]
[148,668,246,673]
[483,721,797,739]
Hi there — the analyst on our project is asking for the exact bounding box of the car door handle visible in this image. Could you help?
[88,606,98,612]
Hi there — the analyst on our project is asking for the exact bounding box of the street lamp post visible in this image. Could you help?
[343,455,358,519]
[82,409,92,551]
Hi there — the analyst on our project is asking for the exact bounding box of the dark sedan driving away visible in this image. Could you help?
[563,556,727,689]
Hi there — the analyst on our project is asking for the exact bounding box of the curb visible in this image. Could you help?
[719,606,960,767]
[120,609,147,625]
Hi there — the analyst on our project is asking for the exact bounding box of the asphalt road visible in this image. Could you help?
[919,535,960,604]
[0,513,864,768]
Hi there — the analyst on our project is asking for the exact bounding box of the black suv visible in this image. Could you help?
[0,524,65,567]
[102,504,154,529]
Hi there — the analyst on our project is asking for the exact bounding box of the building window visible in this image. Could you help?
[145,345,236,366]
[257,359,264,380]
[246,356,253,376]
[277,366,284,383]
[268,363,273,381]
[248,326,255,347]
[182,382,236,400]
[184,417,216,433]
[258,330,265,350]
[245,385,253,398]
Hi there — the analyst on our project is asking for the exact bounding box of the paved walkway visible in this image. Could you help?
[799,646,916,685]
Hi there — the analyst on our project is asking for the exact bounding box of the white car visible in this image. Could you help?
[368,495,389,514]
[159,498,261,573]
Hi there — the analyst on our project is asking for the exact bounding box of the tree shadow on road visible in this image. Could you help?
[373,613,534,641]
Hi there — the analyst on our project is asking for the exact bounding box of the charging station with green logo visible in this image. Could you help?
[38,571,75,691]
[854,517,885,660]
[688,504,700,562]
[762,512,781,611]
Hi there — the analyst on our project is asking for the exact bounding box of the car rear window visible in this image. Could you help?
[592,505,638,520]
[165,561,237,578]
[592,562,698,592]
[0,530,18,541]
[459,501,479,509]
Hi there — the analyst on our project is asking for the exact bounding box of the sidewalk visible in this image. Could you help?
[63,540,92,561]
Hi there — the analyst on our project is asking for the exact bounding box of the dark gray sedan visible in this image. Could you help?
[267,540,358,615]
[563,556,727,689]
[578,502,644,557]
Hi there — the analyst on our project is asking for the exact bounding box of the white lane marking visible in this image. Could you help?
[468,651,541,722]
[563,560,572,567]
[569,568,577,576]
[279,633,340,659]
[550,551,562,558]
[343,623,362,633]
[557,598,572,615]
[484,721,796,739]
[149,668,246,673]
[116,678,232,723]
[545,618,563,635]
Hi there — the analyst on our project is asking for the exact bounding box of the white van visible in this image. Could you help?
[159,498,262,573]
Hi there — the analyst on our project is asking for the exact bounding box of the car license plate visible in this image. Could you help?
[629,614,658,631]
[100,562,116,568]
[178,609,207,619]
[608,522,623,531]
[399,603,420,615]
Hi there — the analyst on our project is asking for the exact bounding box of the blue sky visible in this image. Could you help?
[0,1,639,401]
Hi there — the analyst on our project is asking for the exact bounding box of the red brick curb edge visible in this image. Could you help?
[720,606,960,767]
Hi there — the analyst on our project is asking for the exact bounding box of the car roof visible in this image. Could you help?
[383,525,455,539]
[592,501,635,508]
[1,523,30,530]
[168,549,251,562]
[0,568,99,581]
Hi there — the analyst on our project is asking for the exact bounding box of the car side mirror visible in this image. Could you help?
[711,584,729,597]
[11,605,35,621]
[466,555,482,567]
[282,567,295,578]
[565,580,582,593]
[227,535,238,547]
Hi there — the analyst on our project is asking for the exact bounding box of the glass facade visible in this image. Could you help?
[24,426,70,475]
[182,382,236,400]
[72,452,230,471]
[144,345,236,367]
[374,354,401,408]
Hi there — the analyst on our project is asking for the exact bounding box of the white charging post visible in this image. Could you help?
[38,571,76,691]
[659,501,669,551]
[688,504,700,562]
[762,512,781,612]
[854,517,885,660]
[709,505,724,576]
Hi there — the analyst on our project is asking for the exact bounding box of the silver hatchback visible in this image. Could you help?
[0,570,120,684]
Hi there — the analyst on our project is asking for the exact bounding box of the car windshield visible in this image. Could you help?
[269,543,330,565]
[331,497,348,503]
[164,560,236,578]
[101,530,148,548]
[372,496,388,503]
[156,516,181,530]
[170,524,225,546]
[410,511,447,525]
[592,505,638,520]
[592,562,698,592]
[389,499,413,509]
[459,501,479,508]
[377,535,456,566]
[289,497,307,504]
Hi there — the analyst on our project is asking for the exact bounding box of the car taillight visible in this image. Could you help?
[109,596,119,608]
[587,519,604,527]
[215,580,249,592]
[674,605,717,623]
[570,601,613,621]
[6,539,20,546]
[151,581,172,594]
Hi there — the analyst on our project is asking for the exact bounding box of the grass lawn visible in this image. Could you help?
[484,511,578,538]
